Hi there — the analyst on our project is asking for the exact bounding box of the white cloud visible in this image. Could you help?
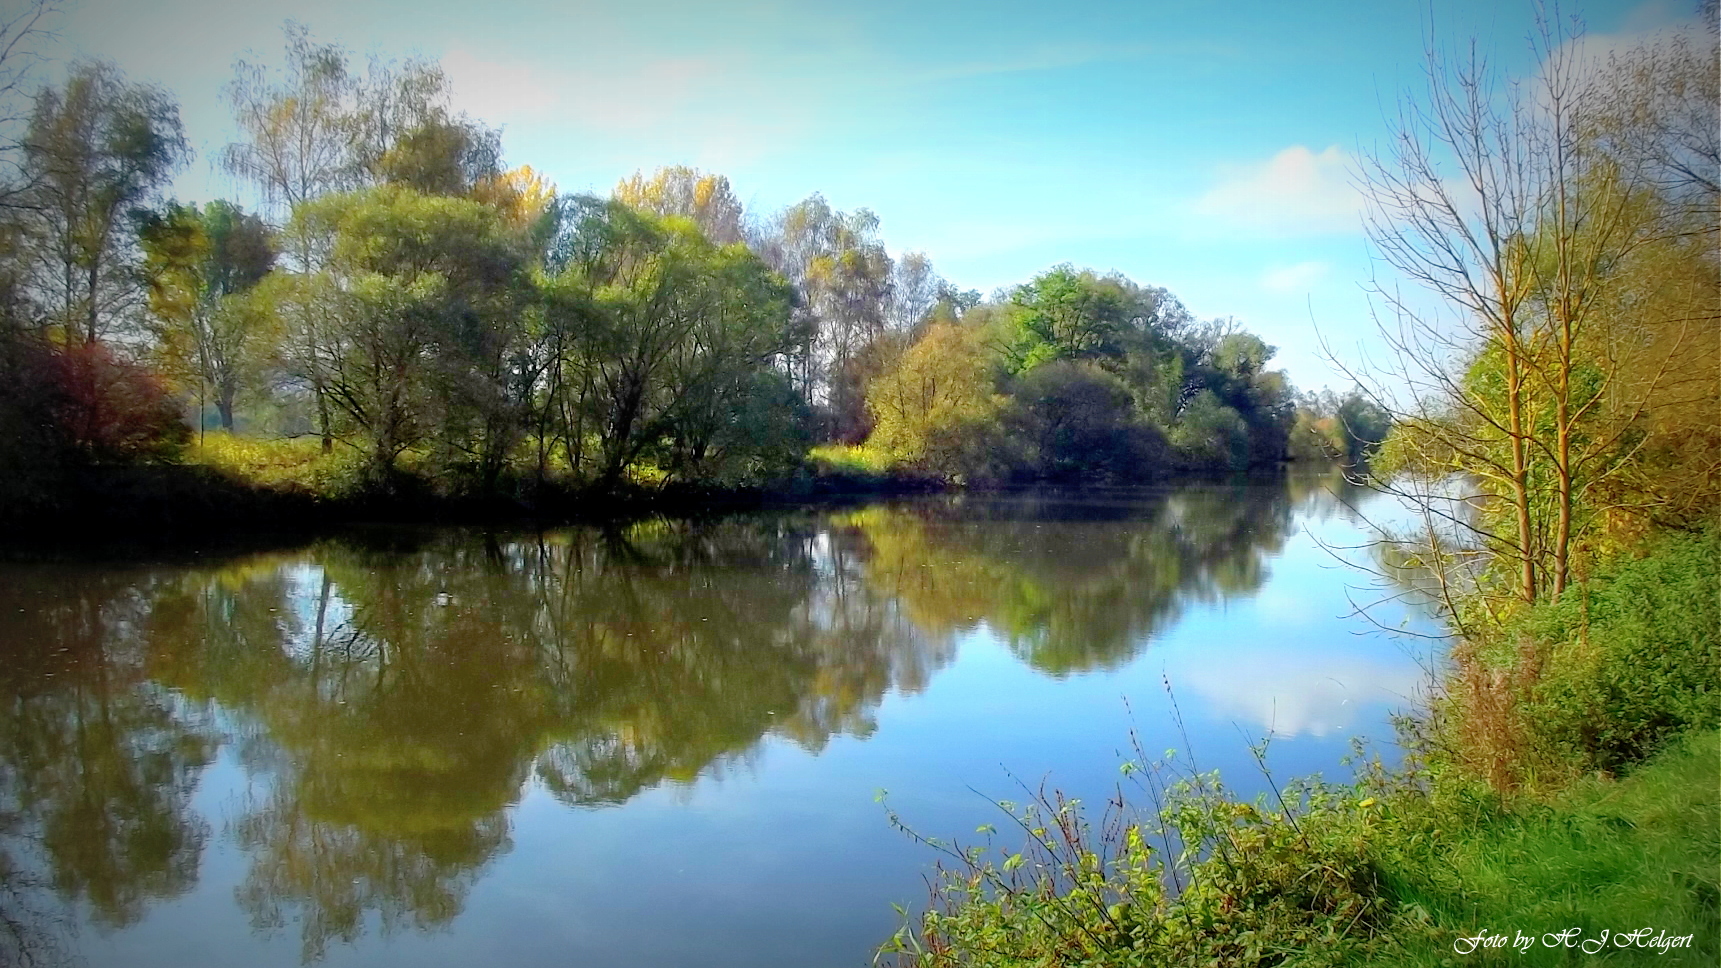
[1261,261,1330,294]
[1165,650,1428,739]
[442,48,561,121]
[1194,145,1364,236]
[1560,0,1703,72]
[444,47,730,132]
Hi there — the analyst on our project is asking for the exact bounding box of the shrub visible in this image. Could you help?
[0,335,190,513]
[1003,362,1167,483]
[1518,528,1720,776]
[1429,527,1720,788]
[880,764,1390,968]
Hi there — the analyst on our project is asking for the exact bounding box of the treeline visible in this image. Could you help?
[0,21,1378,520]
[855,267,1388,482]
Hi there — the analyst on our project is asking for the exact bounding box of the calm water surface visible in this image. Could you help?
[0,479,1441,968]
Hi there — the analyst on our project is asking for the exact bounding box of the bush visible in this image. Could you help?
[1003,362,1167,483]
[1517,528,1720,776]
[1428,527,1720,789]
[0,335,190,513]
[881,763,1391,968]
[1169,390,1250,471]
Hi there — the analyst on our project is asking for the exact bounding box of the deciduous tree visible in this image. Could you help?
[21,61,186,343]
[138,200,277,430]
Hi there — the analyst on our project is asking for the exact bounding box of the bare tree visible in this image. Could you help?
[1342,6,1713,616]
[0,0,61,210]
[1580,1,1720,232]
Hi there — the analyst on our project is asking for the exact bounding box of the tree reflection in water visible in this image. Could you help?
[840,482,1303,674]
[0,567,216,965]
[0,477,1326,963]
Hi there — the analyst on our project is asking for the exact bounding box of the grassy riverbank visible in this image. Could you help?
[879,529,1720,967]
[4,431,1316,546]
[0,431,951,544]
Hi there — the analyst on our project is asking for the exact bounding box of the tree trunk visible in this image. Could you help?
[1503,326,1538,605]
[217,382,236,431]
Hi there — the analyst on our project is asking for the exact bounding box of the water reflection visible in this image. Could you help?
[840,482,1300,674]
[0,475,1389,965]
[0,568,216,967]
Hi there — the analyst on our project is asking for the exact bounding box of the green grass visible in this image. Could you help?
[1364,729,1719,967]
[809,442,895,476]
[184,431,367,496]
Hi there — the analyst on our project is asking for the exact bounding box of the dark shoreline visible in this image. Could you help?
[0,460,1311,560]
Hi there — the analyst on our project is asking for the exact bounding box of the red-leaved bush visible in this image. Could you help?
[0,336,188,468]
[45,340,189,459]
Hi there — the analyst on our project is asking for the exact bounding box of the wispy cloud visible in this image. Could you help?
[444,47,732,132]
[1262,260,1330,293]
[1194,145,1364,236]
[440,45,810,172]
[908,40,1156,83]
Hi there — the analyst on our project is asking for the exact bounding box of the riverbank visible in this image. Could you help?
[0,434,948,548]
[879,527,1720,967]
[1,431,1317,549]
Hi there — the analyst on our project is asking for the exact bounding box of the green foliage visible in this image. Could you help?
[1291,390,1392,467]
[857,267,1301,482]
[287,184,533,480]
[1360,730,1720,968]
[1169,390,1250,470]
[1510,529,1720,777]
[881,763,1391,968]
[1002,362,1167,483]
[866,318,1005,479]
[138,199,278,429]
[1003,265,1133,372]
[545,198,808,489]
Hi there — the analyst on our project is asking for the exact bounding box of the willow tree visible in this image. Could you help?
[289,185,532,482]
[545,198,803,491]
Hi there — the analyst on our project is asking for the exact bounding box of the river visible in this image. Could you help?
[0,476,1441,967]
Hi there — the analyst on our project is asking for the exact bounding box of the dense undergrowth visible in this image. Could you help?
[878,529,1720,967]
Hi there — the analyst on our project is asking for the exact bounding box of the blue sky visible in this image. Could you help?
[45,0,1701,390]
